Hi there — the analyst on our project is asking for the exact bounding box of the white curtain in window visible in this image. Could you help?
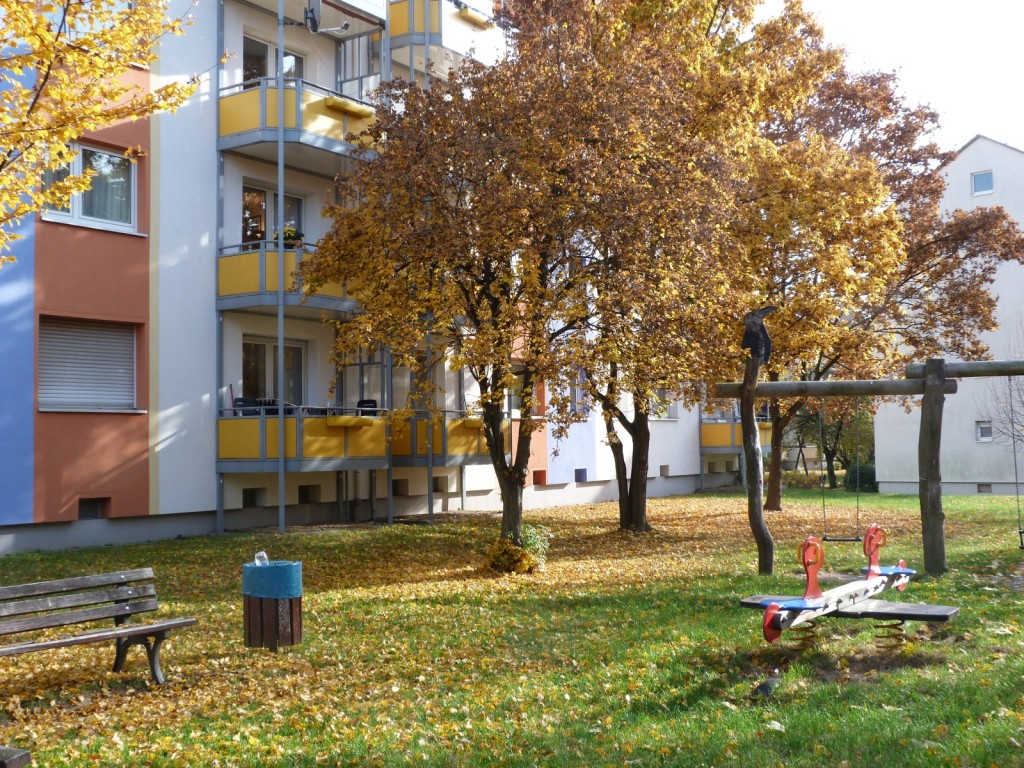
[82,149,131,224]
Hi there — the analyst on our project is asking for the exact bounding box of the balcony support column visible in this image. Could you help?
[276,0,287,534]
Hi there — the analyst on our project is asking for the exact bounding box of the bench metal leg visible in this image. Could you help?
[113,632,170,685]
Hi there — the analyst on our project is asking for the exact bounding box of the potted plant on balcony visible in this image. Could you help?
[273,226,303,247]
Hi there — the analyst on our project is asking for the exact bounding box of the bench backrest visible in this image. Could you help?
[0,568,159,637]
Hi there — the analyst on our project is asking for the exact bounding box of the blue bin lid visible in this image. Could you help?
[242,560,303,598]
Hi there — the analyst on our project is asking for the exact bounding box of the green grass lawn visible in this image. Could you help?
[1,490,1023,767]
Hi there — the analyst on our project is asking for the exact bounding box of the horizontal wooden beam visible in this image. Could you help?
[905,359,1024,379]
[714,378,958,399]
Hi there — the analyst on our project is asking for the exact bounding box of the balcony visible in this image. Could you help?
[390,411,500,467]
[216,241,362,315]
[217,405,497,472]
[217,403,389,473]
[218,79,374,174]
[700,421,772,453]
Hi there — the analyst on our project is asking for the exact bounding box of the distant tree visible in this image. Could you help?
[0,0,198,257]
[744,66,1024,511]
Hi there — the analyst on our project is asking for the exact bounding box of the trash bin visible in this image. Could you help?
[242,560,302,650]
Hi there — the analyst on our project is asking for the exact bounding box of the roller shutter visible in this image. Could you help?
[39,318,136,410]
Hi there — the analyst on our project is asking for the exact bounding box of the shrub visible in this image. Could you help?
[485,537,538,574]
[485,524,553,574]
[844,462,878,493]
[520,524,553,567]
[781,470,823,490]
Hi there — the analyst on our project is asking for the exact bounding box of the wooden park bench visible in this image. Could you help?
[0,568,196,685]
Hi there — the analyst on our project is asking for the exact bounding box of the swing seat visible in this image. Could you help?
[822,535,862,542]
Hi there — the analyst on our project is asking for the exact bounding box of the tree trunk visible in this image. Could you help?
[498,479,524,544]
[604,407,631,529]
[765,401,798,511]
[741,356,774,575]
[919,358,948,575]
[824,449,838,489]
[624,411,651,532]
[481,399,529,546]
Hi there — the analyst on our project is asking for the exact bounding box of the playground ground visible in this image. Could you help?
[1,488,1022,767]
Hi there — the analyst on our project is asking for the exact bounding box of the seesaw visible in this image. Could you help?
[741,524,958,647]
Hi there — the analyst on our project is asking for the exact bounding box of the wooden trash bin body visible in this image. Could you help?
[241,561,303,650]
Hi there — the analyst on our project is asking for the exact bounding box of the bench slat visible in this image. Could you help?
[0,618,198,657]
[0,583,157,619]
[0,568,155,601]
[0,598,159,637]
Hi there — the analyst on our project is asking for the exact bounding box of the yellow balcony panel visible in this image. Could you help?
[264,89,299,129]
[266,418,299,459]
[348,418,387,457]
[390,0,440,34]
[312,280,345,299]
[302,417,348,458]
[219,89,262,136]
[219,252,261,296]
[219,419,262,460]
[325,415,373,427]
[447,419,485,455]
[390,421,413,457]
[304,93,360,143]
[700,423,737,448]
[415,422,444,455]
[390,0,409,36]
[323,95,375,119]
[265,250,300,293]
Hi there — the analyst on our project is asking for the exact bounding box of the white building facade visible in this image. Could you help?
[875,136,1024,494]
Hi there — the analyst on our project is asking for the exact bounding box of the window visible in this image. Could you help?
[976,420,993,442]
[243,36,303,86]
[43,145,136,232]
[651,390,680,420]
[78,498,110,520]
[243,338,305,404]
[568,371,589,415]
[242,186,303,244]
[971,170,994,195]
[39,318,137,410]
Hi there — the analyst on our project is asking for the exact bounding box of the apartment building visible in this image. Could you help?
[0,0,720,554]
[874,135,1024,494]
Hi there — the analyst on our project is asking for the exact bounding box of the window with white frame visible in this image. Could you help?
[39,318,137,410]
[976,420,994,442]
[243,36,304,87]
[43,144,136,232]
[971,170,994,196]
[243,337,305,405]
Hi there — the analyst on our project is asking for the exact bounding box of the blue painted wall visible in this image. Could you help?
[0,217,36,525]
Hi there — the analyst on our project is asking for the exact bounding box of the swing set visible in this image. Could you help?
[717,357,1024,575]
[815,398,867,543]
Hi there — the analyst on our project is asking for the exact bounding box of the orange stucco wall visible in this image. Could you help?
[32,69,152,523]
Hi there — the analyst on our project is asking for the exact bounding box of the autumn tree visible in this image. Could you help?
[303,20,603,544]
[0,0,197,257]
[740,65,1024,512]
[499,0,843,533]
